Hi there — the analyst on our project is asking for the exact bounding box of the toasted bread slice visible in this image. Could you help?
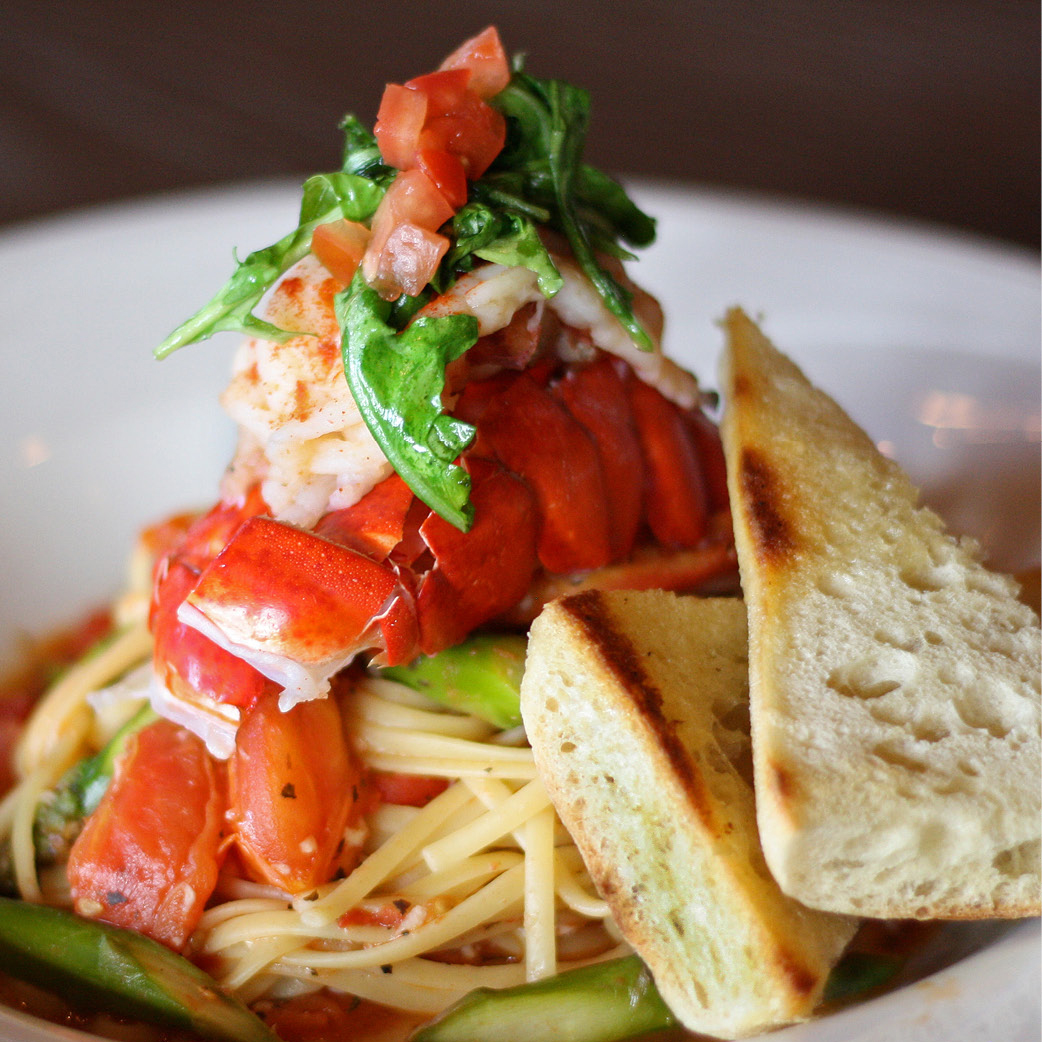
[521,589,857,1039]
[720,307,1041,919]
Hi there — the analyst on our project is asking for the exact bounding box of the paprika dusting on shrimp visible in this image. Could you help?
[1,26,736,1042]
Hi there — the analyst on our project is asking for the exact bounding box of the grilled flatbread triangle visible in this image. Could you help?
[522,589,857,1039]
[720,307,1041,919]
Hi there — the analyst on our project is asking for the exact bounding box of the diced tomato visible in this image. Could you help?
[403,69,472,115]
[375,168,456,235]
[373,64,506,179]
[415,149,468,209]
[362,168,455,299]
[370,770,450,807]
[67,720,225,951]
[363,222,450,300]
[374,83,428,170]
[418,91,505,179]
[229,691,366,893]
[310,219,371,286]
[438,26,511,99]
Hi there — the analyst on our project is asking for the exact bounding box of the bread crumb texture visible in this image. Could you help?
[721,308,1041,920]
[522,589,856,1038]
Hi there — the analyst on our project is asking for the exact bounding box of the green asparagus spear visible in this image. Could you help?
[0,897,277,1041]
[410,954,675,1042]
[381,633,528,729]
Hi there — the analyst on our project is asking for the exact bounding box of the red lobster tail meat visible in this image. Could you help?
[314,472,416,561]
[149,485,281,716]
[67,720,225,951]
[685,407,731,513]
[473,370,614,574]
[182,516,418,706]
[152,558,279,713]
[553,356,645,561]
[416,457,539,655]
[627,373,710,549]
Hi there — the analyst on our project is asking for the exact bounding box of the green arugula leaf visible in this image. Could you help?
[338,115,394,181]
[489,70,656,350]
[154,172,384,360]
[298,171,385,225]
[154,57,659,529]
[335,273,479,531]
[443,202,563,296]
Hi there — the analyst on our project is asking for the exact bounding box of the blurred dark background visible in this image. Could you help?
[1,0,1038,249]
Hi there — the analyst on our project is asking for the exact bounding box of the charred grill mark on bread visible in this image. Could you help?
[521,589,858,1037]
[738,448,798,567]
[560,590,717,832]
[720,307,1041,920]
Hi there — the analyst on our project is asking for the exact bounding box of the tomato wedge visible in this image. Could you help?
[67,720,225,951]
[311,219,371,286]
[362,168,454,299]
[415,149,468,209]
[374,83,428,170]
[437,26,511,99]
[229,692,366,892]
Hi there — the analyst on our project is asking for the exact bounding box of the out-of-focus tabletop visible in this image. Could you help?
[1,0,1038,250]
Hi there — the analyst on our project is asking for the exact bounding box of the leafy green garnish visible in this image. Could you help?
[154,170,384,359]
[486,66,656,349]
[440,202,563,296]
[338,115,395,180]
[336,272,479,530]
[153,50,658,530]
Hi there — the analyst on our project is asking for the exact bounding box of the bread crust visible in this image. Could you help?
[720,308,1042,920]
[522,589,856,1038]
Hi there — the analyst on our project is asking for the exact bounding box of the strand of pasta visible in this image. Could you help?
[523,801,557,981]
[196,897,288,933]
[361,750,538,780]
[14,621,152,778]
[203,906,393,952]
[295,781,474,927]
[554,849,612,919]
[265,956,530,1014]
[202,849,530,994]
[349,688,495,741]
[10,722,92,902]
[356,722,537,770]
[398,850,524,903]
[422,778,549,873]
[279,861,526,972]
